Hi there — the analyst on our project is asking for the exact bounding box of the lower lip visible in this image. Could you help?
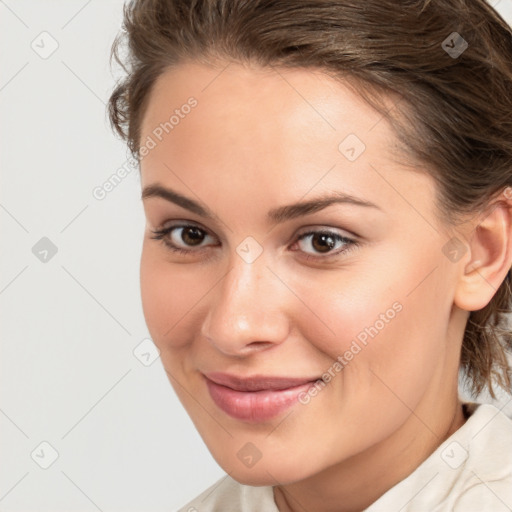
[205,378,317,422]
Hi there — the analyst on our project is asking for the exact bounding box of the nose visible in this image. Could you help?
[200,250,291,357]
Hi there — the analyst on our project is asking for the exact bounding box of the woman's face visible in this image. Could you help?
[139,61,467,484]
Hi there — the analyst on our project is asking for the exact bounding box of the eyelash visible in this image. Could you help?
[149,223,359,262]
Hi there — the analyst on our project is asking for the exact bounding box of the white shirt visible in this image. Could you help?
[177,402,512,511]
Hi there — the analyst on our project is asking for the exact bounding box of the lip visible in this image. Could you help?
[203,372,320,422]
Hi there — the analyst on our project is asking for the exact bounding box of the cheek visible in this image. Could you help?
[282,262,404,362]
[354,264,451,409]
[289,247,452,398]
[140,243,183,348]
[139,242,215,350]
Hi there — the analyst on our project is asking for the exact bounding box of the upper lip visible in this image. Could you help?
[203,372,320,392]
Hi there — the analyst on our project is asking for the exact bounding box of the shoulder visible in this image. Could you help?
[437,402,512,509]
[450,402,512,509]
[461,402,512,472]
[366,401,512,511]
[176,474,277,512]
[451,479,512,512]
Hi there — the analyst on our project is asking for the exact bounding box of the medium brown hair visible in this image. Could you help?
[107,0,512,399]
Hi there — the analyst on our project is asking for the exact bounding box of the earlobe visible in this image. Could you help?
[453,189,512,313]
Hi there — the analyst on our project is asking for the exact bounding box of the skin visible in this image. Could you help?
[138,61,512,512]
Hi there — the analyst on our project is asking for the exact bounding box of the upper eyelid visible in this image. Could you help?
[157,221,354,236]
[163,222,217,240]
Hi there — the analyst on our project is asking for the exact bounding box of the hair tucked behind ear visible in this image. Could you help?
[460,270,512,398]
[107,0,512,399]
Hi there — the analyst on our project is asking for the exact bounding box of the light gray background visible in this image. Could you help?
[1,1,512,511]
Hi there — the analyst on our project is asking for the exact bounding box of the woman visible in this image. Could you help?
[107,0,512,510]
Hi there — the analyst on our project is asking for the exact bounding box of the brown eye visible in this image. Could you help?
[180,227,206,246]
[310,233,337,253]
[150,224,216,254]
[294,229,358,260]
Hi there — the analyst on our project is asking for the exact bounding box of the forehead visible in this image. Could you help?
[141,61,392,149]
[139,61,435,220]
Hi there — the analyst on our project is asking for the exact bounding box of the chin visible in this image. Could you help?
[214,452,320,487]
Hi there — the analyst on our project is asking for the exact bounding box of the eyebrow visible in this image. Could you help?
[141,183,381,224]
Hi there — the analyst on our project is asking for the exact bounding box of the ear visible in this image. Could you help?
[453,187,512,312]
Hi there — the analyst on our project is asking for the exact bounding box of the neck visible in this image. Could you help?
[273,392,467,512]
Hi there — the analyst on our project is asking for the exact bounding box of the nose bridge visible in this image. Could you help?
[201,247,290,352]
[218,249,274,324]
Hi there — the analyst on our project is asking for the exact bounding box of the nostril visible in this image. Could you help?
[246,341,275,350]
[234,341,277,357]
